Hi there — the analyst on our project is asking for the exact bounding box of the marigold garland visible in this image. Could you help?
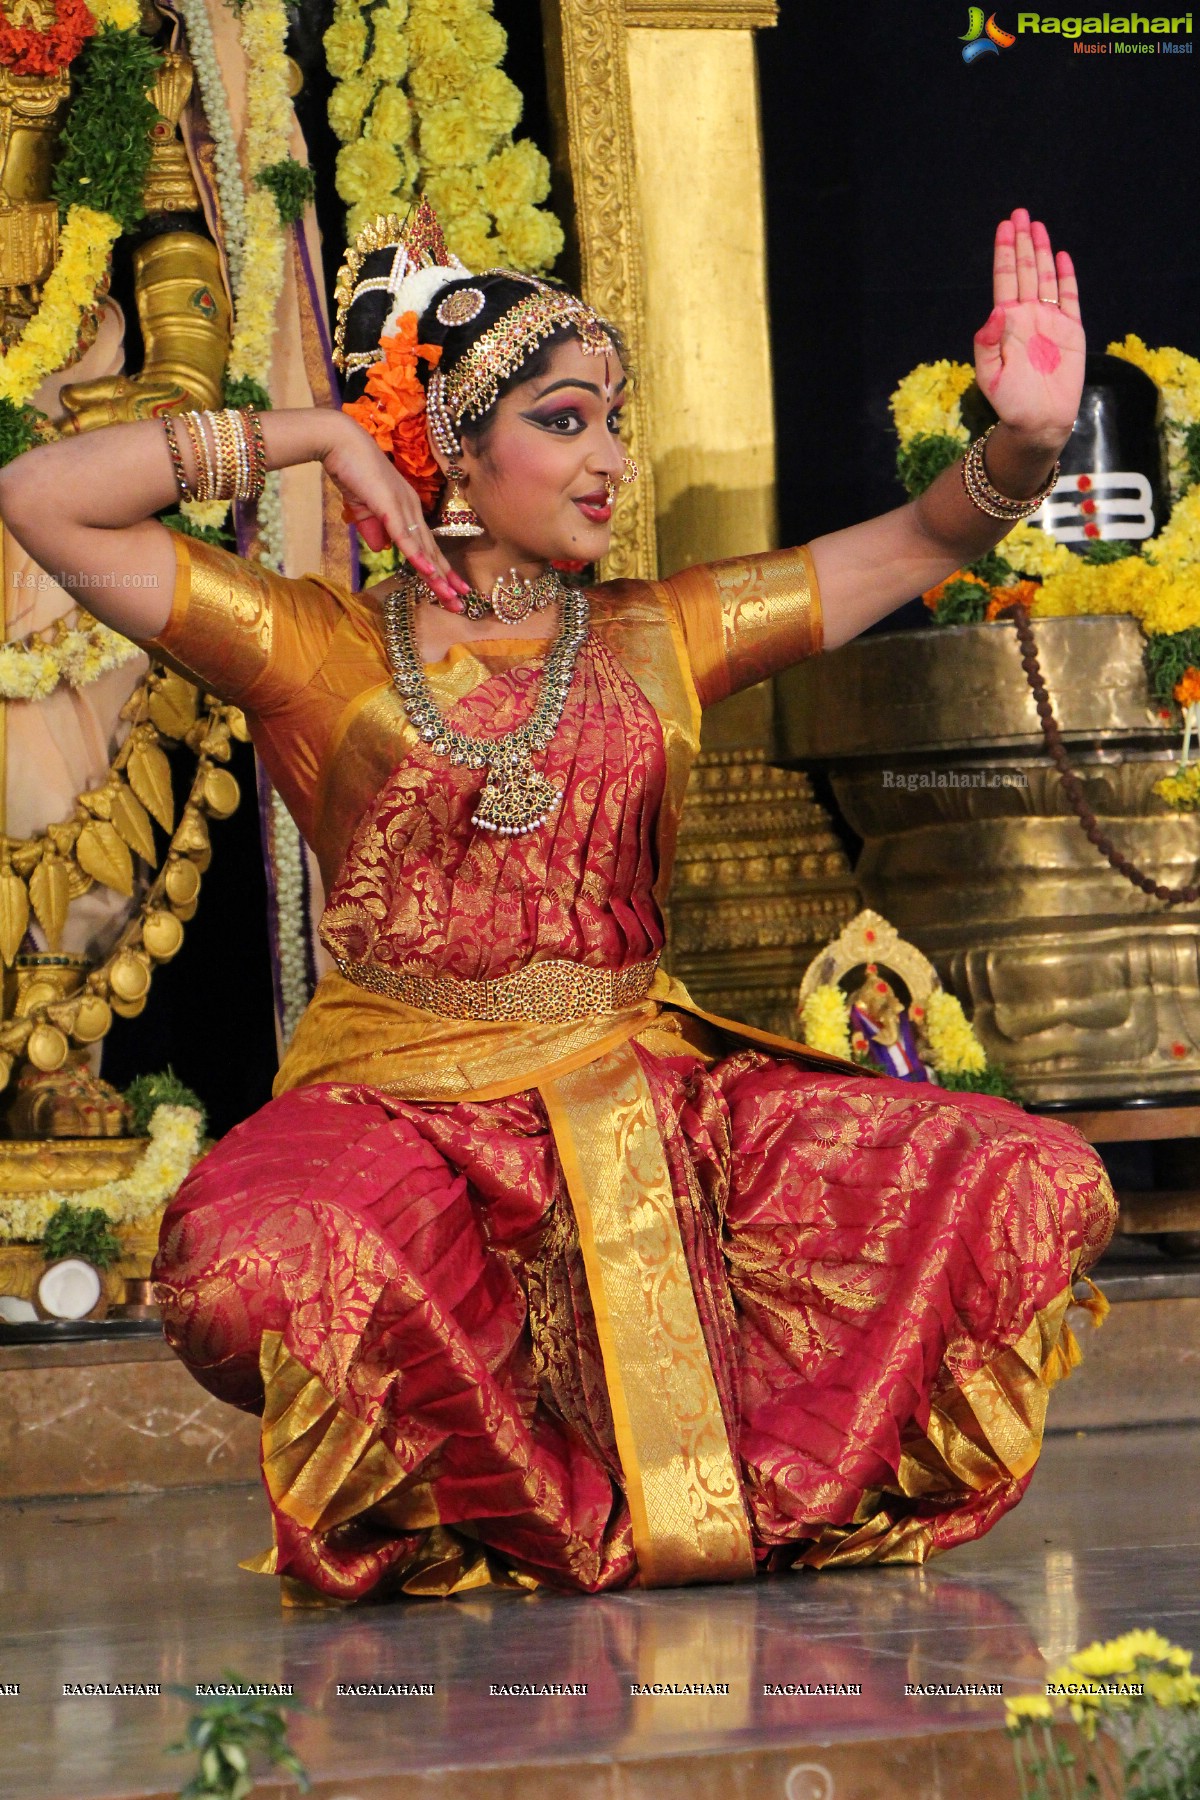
[324,0,564,274]
[892,340,1200,808]
[0,0,94,77]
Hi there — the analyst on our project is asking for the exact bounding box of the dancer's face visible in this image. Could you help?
[455,335,629,566]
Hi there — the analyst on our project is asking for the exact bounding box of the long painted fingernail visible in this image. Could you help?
[449,574,472,596]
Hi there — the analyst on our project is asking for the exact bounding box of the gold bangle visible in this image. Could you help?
[205,409,239,502]
[962,424,1060,522]
[180,410,214,501]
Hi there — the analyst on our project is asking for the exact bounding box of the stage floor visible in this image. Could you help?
[2,1421,1196,1799]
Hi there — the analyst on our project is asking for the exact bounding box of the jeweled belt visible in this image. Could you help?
[336,954,660,1024]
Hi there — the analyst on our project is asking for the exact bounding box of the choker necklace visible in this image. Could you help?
[384,571,590,835]
[414,566,565,624]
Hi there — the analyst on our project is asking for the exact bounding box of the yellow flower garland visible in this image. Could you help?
[325,0,563,274]
[0,207,122,410]
[226,0,292,387]
[0,1104,203,1242]
[0,612,141,702]
[801,980,989,1079]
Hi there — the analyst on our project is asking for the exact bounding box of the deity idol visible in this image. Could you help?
[0,204,1116,1597]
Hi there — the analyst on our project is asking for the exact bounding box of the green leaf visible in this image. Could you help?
[124,1068,207,1138]
[52,29,161,234]
[255,159,316,227]
[40,1202,123,1269]
[896,432,966,498]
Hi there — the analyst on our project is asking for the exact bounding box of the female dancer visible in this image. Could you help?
[0,205,1115,1600]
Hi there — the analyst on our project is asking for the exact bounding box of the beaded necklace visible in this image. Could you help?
[383,572,590,835]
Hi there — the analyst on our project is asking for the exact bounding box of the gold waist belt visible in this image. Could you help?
[336,954,661,1024]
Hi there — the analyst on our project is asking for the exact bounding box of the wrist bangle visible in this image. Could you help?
[962,424,1060,522]
[180,410,214,501]
[163,417,190,499]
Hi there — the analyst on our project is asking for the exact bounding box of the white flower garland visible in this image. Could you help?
[0,1104,203,1242]
[175,0,311,1045]
[0,615,141,702]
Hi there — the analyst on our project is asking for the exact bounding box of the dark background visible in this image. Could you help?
[104,3,1199,1136]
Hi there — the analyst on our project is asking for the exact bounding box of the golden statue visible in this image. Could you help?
[0,2,234,1143]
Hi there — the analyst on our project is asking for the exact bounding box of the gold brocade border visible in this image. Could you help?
[542,1042,755,1587]
[543,0,657,581]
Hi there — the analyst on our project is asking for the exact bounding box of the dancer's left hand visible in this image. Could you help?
[972,207,1086,450]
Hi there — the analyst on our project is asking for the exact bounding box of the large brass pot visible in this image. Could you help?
[777,616,1200,1102]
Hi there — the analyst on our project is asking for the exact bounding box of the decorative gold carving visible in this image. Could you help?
[0,1136,146,1197]
[667,749,859,1037]
[542,0,657,581]
[0,63,71,329]
[779,616,1200,1101]
[626,1,778,25]
[0,676,248,1096]
[799,909,940,1006]
[142,53,203,215]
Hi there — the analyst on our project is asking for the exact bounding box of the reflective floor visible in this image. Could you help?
[0,1423,1196,1799]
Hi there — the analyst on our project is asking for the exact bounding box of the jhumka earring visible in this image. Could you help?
[434,466,484,538]
[621,455,639,485]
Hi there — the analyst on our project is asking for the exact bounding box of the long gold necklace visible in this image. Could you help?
[383,572,590,835]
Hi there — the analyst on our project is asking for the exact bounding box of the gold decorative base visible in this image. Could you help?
[667,749,860,1038]
[779,616,1200,1103]
[0,1140,157,1302]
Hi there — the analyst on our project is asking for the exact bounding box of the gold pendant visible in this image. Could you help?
[472,745,561,835]
[490,570,535,624]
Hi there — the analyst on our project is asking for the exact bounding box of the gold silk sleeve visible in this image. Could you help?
[662,544,823,709]
[138,530,343,713]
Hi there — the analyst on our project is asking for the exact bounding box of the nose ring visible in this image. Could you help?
[621,456,639,485]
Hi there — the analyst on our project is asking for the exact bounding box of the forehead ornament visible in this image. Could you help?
[436,286,486,328]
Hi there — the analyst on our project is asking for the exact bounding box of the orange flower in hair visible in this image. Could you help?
[343,312,444,513]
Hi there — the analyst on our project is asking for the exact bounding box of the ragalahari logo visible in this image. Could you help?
[961,7,1016,60]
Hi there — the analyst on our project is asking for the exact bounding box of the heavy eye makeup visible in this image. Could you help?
[519,400,627,437]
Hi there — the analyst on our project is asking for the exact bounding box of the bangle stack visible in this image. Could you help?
[163,407,268,504]
[961,424,1060,521]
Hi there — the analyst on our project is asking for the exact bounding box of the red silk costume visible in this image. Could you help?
[148,532,1116,1602]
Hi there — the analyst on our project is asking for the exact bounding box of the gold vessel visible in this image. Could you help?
[778,616,1200,1102]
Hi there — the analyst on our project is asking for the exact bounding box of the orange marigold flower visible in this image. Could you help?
[985,580,1040,622]
[922,570,987,609]
[342,312,444,513]
[1173,667,1200,707]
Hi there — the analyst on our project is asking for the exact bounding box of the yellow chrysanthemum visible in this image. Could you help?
[454,10,507,68]
[367,85,413,147]
[324,9,368,79]
[493,202,563,275]
[1144,1669,1200,1708]
[408,44,477,106]
[801,984,852,1060]
[470,66,523,140]
[329,73,379,143]
[442,208,499,271]
[1001,518,1075,580]
[409,0,489,24]
[1147,488,1200,573]
[923,988,986,1076]
[419,99,490,170]
[422,167,483,223]
[482,139,550,214]
[89,0,140,26]
[1154,763,1200,811]
[367,11,410,84]
[0,207,120,408]
[180,498,231,533]
[890,359,974,448]
[404,10,456,60]
[1004,1694,1054,1727]
[337,138,405,205]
